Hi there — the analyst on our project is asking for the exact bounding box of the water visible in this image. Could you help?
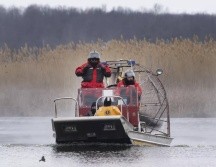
[0,117,216,167]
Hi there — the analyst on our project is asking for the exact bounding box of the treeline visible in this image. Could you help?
[0,5,216,49]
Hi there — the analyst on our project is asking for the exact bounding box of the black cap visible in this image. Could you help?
[104,97,112,106]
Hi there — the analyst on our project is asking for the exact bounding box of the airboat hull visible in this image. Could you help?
[52,116,133,144]
[128,131,173,146]
[52,116,172,146]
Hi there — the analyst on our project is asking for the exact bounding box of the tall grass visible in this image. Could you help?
[1,39,216,117]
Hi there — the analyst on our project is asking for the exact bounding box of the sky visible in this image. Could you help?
[0,0,216,14]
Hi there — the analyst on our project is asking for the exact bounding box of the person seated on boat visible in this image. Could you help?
[94,97,121,116]
[86,102,97,116]
[117,70,142,103]
[75,50,111,88]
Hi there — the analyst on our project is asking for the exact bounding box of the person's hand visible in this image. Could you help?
[83,64,91,73]
[99,63,106,73]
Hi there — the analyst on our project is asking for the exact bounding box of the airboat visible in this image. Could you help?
[51,60,173,146]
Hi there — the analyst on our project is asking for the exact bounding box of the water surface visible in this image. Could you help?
[0,118,216,167]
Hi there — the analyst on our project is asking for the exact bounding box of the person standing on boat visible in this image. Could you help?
[95,97,121,116]
[75,51,111,88]
[117,70,142,102]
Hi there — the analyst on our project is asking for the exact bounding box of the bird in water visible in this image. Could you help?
[39,156,45,162]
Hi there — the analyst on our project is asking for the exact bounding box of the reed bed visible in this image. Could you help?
[0,39,216,117]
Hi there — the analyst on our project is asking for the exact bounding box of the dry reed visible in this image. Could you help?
[0,39,216,117]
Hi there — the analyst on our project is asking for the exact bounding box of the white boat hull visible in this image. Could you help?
[128,131,173,146]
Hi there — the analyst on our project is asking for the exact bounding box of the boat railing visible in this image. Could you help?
[78,87,139,107]
[54,97,78,118]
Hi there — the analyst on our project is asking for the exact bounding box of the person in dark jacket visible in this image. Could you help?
[75,51,111,88]
[86,102,97,116]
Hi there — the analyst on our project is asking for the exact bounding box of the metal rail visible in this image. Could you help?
[54,97,78,118]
